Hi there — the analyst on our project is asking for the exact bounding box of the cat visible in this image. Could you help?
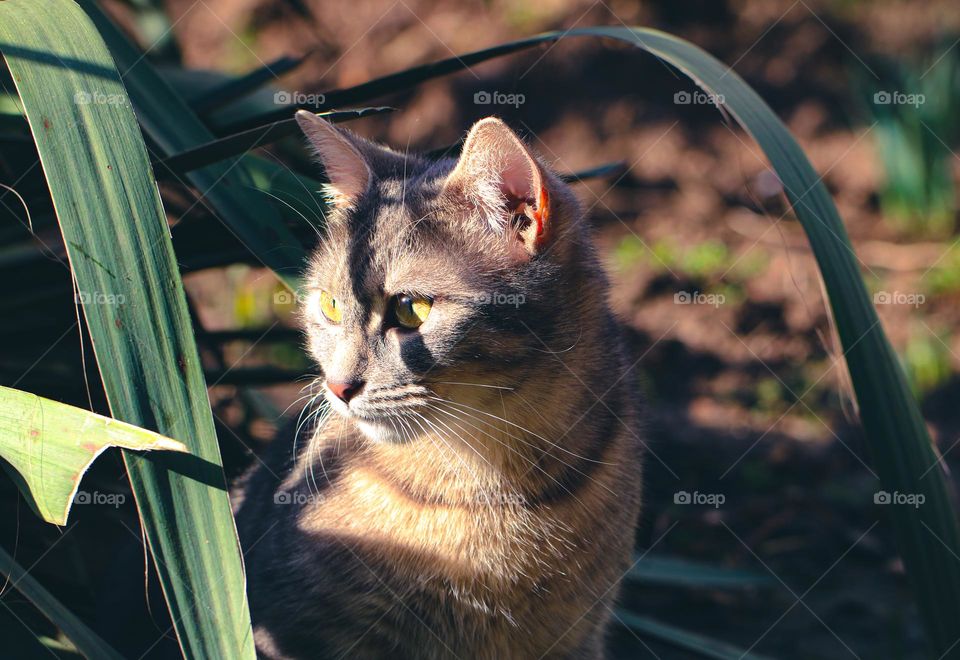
[233,111,644,659]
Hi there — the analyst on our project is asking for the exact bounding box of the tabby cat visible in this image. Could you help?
[234,111,643,659]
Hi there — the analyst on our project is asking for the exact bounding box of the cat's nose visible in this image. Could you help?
[327,379,364,404]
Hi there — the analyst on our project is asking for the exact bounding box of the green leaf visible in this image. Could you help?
[559,161,627,184]
[0,1,255,657]
[220,38,543,133]
[76,0,307,292]
[0,386,187,525]
[156,106,393,176]
[617,611,774,660]
[191,50,314,115]
[627,555,774,589]
[0,544,125,660]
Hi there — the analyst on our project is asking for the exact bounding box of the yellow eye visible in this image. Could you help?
[393,294,432,329]
[319,291,342,324]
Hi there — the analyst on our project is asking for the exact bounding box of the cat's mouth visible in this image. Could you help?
[324,384,433,443]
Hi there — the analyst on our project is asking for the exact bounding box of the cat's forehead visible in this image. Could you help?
[311,180,478,297]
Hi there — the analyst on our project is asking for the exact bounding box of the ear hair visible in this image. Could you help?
[442,117,551,256]
[296,110,371,209]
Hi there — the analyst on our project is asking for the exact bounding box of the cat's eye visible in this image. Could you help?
[319,290,342,324]
[392,294,432,329]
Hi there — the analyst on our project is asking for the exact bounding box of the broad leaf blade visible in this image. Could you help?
[0,1,255,657]
[0,386,186,525]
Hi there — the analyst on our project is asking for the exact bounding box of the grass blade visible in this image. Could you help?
[617,611,773,660]
[0,1,256,656]
[220,39,542,133]
[156,106,392,176]
[627,555,774,590]
[0,545,125,660]
[191,50,314,115]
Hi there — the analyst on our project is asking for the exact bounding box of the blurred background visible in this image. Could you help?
[2,0,960,657]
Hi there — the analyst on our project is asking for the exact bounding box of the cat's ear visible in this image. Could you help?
[442,117,551,256]
[296,110,371,209]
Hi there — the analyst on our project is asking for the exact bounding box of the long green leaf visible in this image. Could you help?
[191,50,314,115]
[229,27,960,654]
[76,0,307,292]
[0,544,125,660]
[617,611,773,660]
[574,27,960,655]
[0,1,255,657]
[627,555,774,590]
[156,106,393,176]
[0,386,187,525]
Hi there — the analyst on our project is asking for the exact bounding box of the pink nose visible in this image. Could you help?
[327,379,363,403]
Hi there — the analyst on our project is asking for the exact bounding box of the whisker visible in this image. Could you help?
[410,412,485,489]
[529,328,583,354]
[424,402,588,505]
[428,396,612,466]
[427,401,617,499]
[431,381,515,391]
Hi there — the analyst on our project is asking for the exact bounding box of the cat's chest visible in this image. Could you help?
[291,463,566,587]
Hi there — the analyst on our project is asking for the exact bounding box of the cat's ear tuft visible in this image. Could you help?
[443,117,551,256]
[296,110,371,209]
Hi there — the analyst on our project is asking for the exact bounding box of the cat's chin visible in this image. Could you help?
[353,418,414,444]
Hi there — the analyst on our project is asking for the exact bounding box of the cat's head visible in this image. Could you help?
[297,112,603,444]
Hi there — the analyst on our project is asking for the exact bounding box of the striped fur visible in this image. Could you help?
[235,117,643,659]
